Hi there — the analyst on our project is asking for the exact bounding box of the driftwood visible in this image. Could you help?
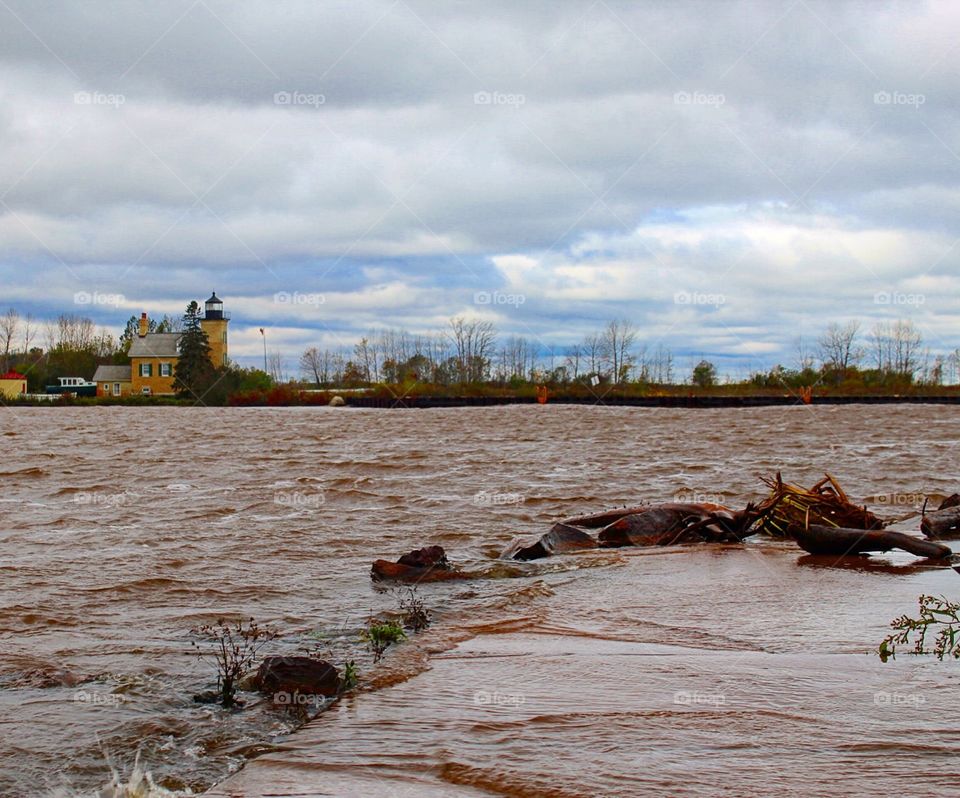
[757,473,885,536]
[791,523,952,559]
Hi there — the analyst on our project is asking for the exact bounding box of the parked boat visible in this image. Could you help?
[45,376,98,397]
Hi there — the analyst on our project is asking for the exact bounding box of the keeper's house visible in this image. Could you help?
[94,293,230,397]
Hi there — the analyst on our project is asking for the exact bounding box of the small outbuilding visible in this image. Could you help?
[93,365,134,398]
[0,371,27,399]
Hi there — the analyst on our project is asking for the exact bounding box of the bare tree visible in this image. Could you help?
[817,321,862,370]
[584,332,606,378]
[21,313,36,353]
[446,317,496,383]
[793,335,815,372]
[601,319,638,383]
[267,350,286,383]
[649,344,673,384]
[564,343,583,381]
[300,346,324,386]
[869,319,923,377]
[354,337,377,382]
[0,308,19,369]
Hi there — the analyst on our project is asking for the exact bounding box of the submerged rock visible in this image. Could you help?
[938,494,960,511]
[397,545,448,569]
[502,522,598,561]
[594,502,754,548]
[254,655,340,698]
[921,505,960,539]
[371,545,467,582]
[598,507,706,548]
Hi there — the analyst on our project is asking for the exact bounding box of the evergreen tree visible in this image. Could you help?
[691,359,717,388]
[174,301,215,398]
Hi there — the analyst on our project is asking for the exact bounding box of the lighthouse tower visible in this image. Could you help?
[200,292,230,366]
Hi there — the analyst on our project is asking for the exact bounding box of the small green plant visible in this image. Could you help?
[191,618,276,707]
[879,594,960,662]
[340,660,358,691]
[360,618,407,662]
[398,587,432,632]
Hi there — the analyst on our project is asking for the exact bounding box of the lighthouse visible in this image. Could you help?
[200,292,230,366]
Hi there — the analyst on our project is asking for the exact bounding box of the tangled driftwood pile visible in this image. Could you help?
[370,473,958,582]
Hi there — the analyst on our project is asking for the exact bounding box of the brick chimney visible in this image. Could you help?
[139,312,148,337]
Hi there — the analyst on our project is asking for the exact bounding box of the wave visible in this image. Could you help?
[0,466,48,477]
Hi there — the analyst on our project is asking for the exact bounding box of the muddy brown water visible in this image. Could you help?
[1,405,958,796]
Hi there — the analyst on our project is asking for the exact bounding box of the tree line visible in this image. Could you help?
[297,315,957,389]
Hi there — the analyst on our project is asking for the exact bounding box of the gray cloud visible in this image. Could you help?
[0,0,957,373]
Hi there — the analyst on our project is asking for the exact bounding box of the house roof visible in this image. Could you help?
[0,371,26,380]
[93,365,132,382]
[128,333,181,358]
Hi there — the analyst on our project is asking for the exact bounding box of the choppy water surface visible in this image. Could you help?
[1,405,958,796]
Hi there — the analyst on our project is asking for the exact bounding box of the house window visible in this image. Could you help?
[113,383,121,396]
[141,387,151,396]
[160,363,171,377]
[139,363,152,377]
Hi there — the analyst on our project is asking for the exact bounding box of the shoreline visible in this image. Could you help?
[6,393,960,408]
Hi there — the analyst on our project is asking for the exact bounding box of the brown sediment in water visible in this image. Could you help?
[1,404,959,795]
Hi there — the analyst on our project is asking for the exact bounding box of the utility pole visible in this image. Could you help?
[259,328,267,373]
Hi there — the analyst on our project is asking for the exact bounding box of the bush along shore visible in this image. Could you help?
[7,382,960,407]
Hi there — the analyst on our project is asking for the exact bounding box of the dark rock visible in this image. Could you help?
[397,545,449,569]
[598,507,707,548]
[921,506,960,539]
[937,493,960,511]
[254,656,340,698]
[370,559,467,582]
[502,522,598,561]
[561,505,652,528]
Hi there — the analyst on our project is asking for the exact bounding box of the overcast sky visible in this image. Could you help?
[1,0,957,375]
